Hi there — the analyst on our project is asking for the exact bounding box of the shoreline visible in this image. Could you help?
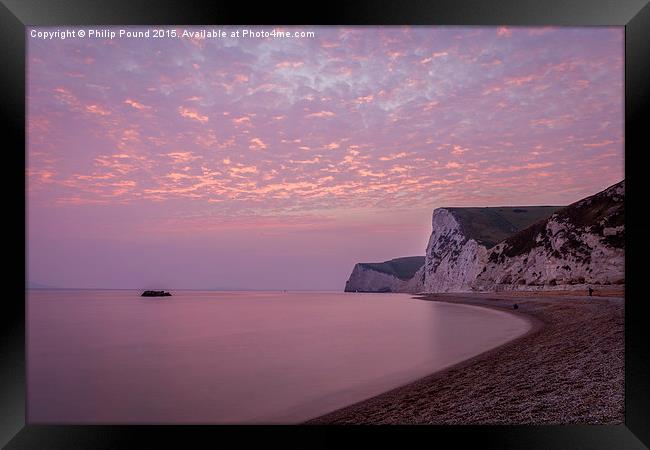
[306,292,624,424]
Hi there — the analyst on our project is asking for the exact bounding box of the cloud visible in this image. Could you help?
[482,85,502,96]
[249,137,267,150]
[379,152,408,161]
[28,26,623,218]
[420,51,448,64]
[358,169,386,178]
[530,115,573,128]
[306,111,335,118]
[583,140,616,148]
[229,165,258,177]
[233,116,251,125]
[166,151,201,163]
[92,153,146,175]
[422,100,439,111]
[85,104,111,116]
[504,74,539,86]
[451,145,468,155]
[275,61,304,69]
[124,99,151,110]
[354,95,374,104]
[52,87,78,107]
[290,157,321,164]
[178,106,209,123]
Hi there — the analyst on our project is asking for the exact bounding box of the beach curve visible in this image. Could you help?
[306,291,624,424]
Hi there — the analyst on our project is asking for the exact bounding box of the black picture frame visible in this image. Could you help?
[2,0,648,448]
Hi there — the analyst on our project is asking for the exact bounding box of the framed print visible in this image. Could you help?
[2,0,649,448]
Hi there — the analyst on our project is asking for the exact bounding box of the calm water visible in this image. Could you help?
[27,290,530,424]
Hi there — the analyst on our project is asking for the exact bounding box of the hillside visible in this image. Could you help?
[447,206,562,248]
[344,257,425,293]
[474,180,624,290]
[358,256,425,281]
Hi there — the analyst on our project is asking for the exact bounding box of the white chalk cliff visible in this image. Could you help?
[473,180,624,291]
[421,209,488,292]
[344,180,624,293]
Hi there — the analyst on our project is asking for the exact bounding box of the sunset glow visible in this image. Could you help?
[27,26,624,290]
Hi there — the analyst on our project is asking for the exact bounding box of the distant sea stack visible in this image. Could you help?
[344,180,624,293]
[344,257,425,293]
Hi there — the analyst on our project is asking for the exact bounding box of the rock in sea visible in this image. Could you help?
[141,290,172,297]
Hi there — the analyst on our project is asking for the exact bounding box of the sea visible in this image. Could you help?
[27,290,531,424]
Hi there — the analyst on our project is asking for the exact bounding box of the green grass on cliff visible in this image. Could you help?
[501,180,624,258]
[359,256,425,281]
[446,206,563,248]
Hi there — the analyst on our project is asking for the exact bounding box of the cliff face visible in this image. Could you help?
[422,206,562,292]
[344,257,424,293]
[421,209,486,292]
[473,181,624,291]
[343,180,624,294]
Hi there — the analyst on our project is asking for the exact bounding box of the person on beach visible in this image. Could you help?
[588,287,594,297]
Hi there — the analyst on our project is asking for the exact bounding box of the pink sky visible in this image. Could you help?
[27,26,624,290]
